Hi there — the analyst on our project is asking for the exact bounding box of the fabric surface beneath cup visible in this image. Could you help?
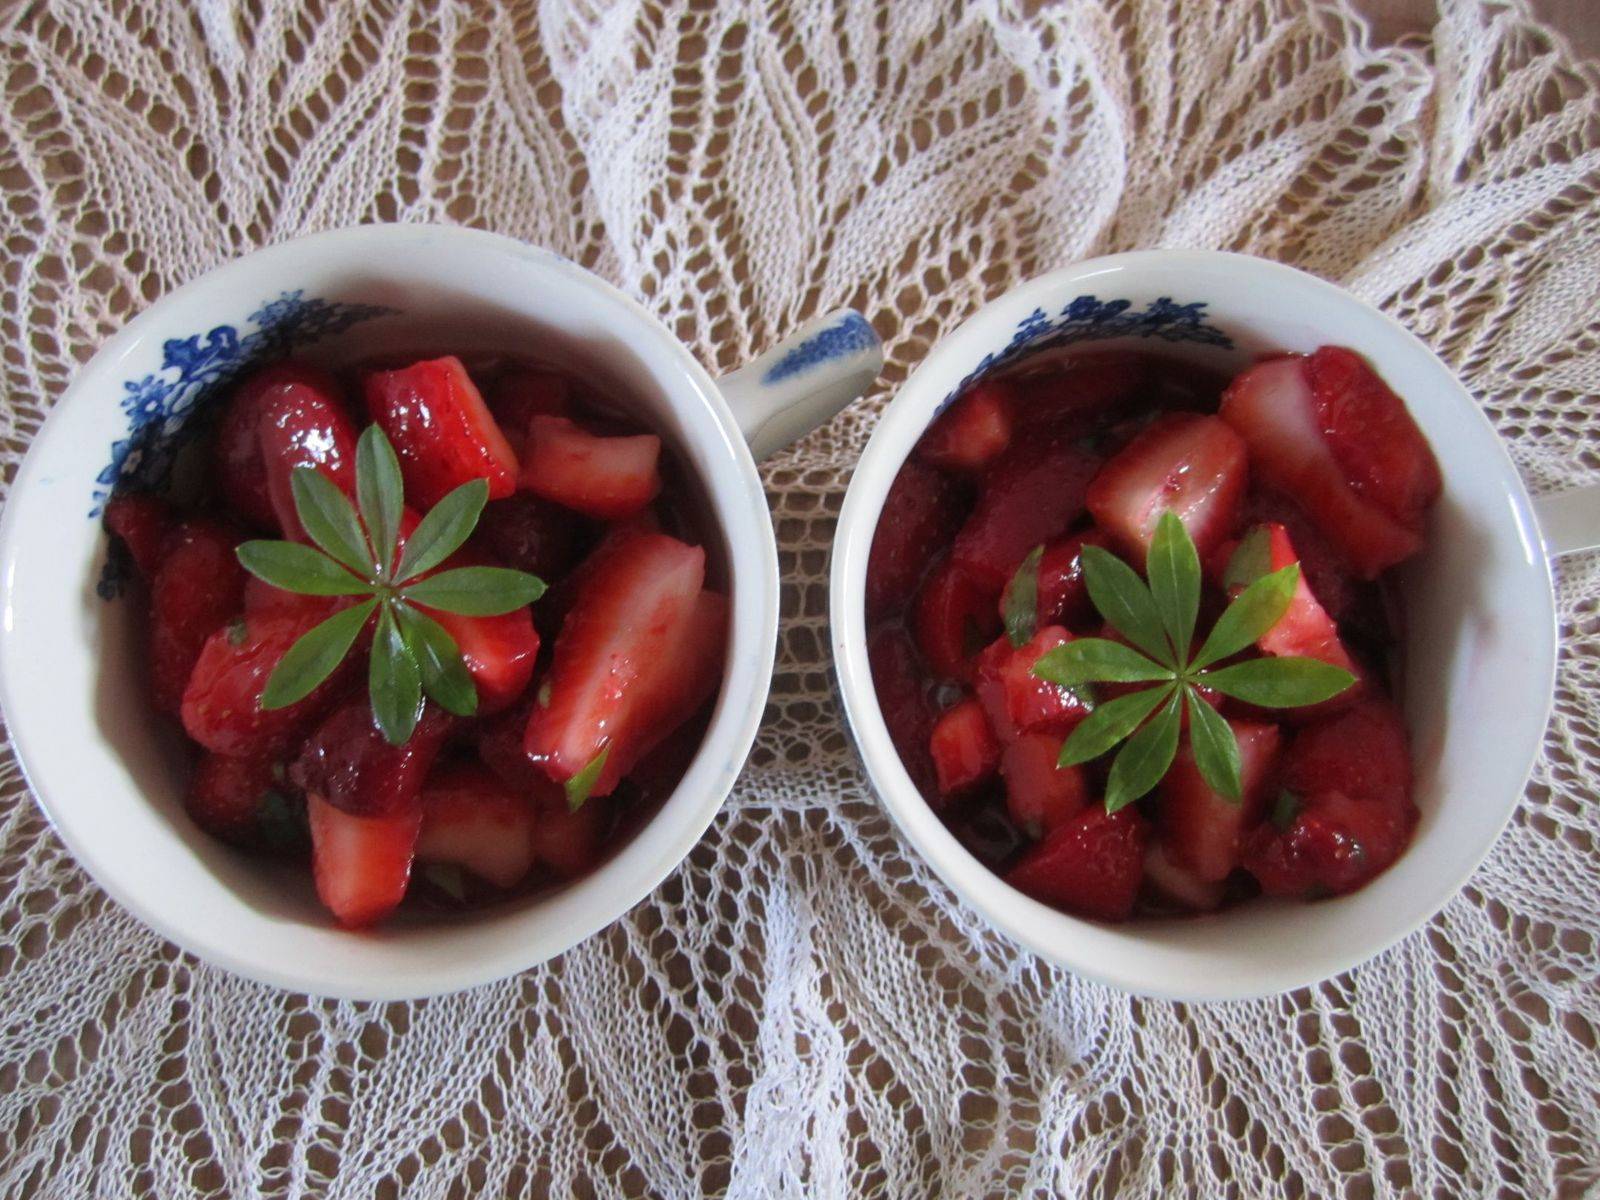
[2,1,1599,1197]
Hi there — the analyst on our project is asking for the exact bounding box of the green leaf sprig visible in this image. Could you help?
[1030,513,1354,813]
[237,427,546,745]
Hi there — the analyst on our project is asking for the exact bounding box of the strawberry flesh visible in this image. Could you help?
[929,697,1000,800]
[951,433,1101,590]
[997,529,1108,631]
[1158,719,1280,882]
[912,557,1002,682]
[364,355,520,508]
[1001,732,1087,838]
[307,792,423,928]
[916,381,1013,473]
[519,415,662,520]
[218,362,345,529]
[149,519,246,715]
[415,762,537,889]
[256,374,360,541]
[1008,353,1151,433]
[292,700,452,818]
[532,799,606,879]
[104,493,173,581]
[1004,804,1148,921]
[474,493,590,580]
[867,623,938,799]
[973,627,1093,742]
[485,367,569,435]
[185,752,306,852]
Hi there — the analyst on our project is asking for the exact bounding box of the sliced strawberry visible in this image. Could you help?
[364,355,520,508]
[1008,353,1151,433]
[185,753,306,852]
[1221,523,1358,675]
[951,433,1101,590]
[1004,804,1148,922]
[485,366,569,435]
[476,694,557,796]
[1141,841,1225,912]
[474,493,590,580]
[1001,732,1087,837]
[1307,346,1441,526]
[523,532,706,792]
[307,791,422,928]
[997,529,1108,631]
[973,627,1093,742]
[866,459,968,622]
[1234,489,1361,621]
[423,606,539,716]
[1085,412,1247,562]
[149,519,246,715]
[415,762,537,888]
[291,700,452,818]
[242,576,346,622]
[519,415,661,520]
[531,799,605,879]
[916,381,1013,473]
[1158,719,1280,882]
[217,362,345,529]
[104,493,173,581]
[1220,356,1422,578]
[867,623,938,798]
[255,375,360,542]
[912,557,1002,682]
[1242,700,1416,897]
[929,697,1000,800]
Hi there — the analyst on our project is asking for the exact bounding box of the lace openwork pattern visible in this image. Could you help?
[3,2,1598,1196]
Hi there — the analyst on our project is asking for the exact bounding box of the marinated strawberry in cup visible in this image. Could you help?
[866,348,1440,921]
[104,354,727,929]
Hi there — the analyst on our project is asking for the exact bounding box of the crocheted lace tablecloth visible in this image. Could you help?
[3,2,1599,1196]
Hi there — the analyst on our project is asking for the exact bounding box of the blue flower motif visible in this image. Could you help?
[761,311,879,384]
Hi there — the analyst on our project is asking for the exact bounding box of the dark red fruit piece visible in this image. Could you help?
[185,753,305,852]
[867,623,938,798]
[519,415,662,520]
[1221,523,1358,676]
[1158,719,1280,882]
[307,792,422,928]
[996,529,1108,631]
[865,459,968,623]
[951,433,1101,591]
[929,697,1000,800]
[474,493,588,580]
[1004,804,1149,922]
[415,762,537,888]
[972,626,1093,742]
[532,799,605,879]
[476,694,562,798]
[912,558,1002,682]
[242,576,346,623]
[104,493,173,581]
[292,700,453,818]
[217,362,345,529]
[1001,732,1087,838]
[149,519,246,715]
[916,381,1013,473]
[364,355,520,508]
[255,373,360,542]
[484,367,568,436]
[1234,489,1360,621]
[1008,353,1151,432]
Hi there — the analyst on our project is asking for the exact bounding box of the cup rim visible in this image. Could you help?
[830,249,1557,1000]
[0,223,780,1000]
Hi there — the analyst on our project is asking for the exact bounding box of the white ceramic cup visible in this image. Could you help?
[832,249,1592,1001]
[0,223,881,1002]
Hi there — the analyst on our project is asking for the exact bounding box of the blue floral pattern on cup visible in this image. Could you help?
[939,294,1231,408]
[761,310,879,384]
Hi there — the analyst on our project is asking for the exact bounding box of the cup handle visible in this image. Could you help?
[717,308,883,461]
[1533,483,1600,558]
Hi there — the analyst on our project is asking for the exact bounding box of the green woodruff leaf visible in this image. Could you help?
[235,427,545,745]
[1033,511,1356,810]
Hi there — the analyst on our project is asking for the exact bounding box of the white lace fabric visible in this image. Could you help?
[3,0,1599,1195]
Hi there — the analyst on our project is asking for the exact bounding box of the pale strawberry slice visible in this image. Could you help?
[912,557,1002,682]
[868,623,939,799]
[415,762,537,889]
[149,519,246,715]
[307,792,422,928]
[1141,841,1225,912]
[522,532,706,792]
[996,530,1108,630]
[257,377,360,542]
[1219,356,1422,578]
[424,605,539,716]
[1306,346,1441,526]
[1220,523,1358,677]
[972,627,1093,742]
[929,697,1000,800]
[1158,719,1281,882]
[950,432,1101,590]
[916,381,1013,473]
[519,415,662,520]
[532,799,606,879]
[866,459,969,622]
[1085,412,1248,561]
[364,355,520,507]
[1004,804,1148,921]
[218,362,345,529]
[1001,732,1087,838]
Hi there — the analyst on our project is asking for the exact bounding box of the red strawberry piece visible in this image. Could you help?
[424,605,539,716]
[1001,732,1087,837]
[916,381,1013,474]
[292,700,453,818]
[1141,841,1225,912]
[307,791,422,928]
[997,529,1109,631]
[476,694,559,797]
[1219,356,1422,578]
[474,493,589,580]
[929,696,1000,800]
[912,557,1002,682]
[219,364,344,528]
[415,762,537,888]
[523,532,706,793]
[364,355,520,508]
[148,519,246,715]
[185,753,305,852]
[973,626,1093,742]
[1004,804,1148,921]
[1008,353,1151,432]
[867,622,938,798]
[254,372,360,542]
[951,433,1101,591]
[182,610,355,756]
[866,458,969,623]
[1222,523,1358,676]
[1306,346,1441,526]
[1158,719,1280,882]
[518,415,661,520]
[242,576,346,622]
[484,367,569,435]
[1242,700,1416,897]
[1234,489,1360,620]
[103,493,173,581]
[531,799,605,879]
[1085,412,1248,562]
